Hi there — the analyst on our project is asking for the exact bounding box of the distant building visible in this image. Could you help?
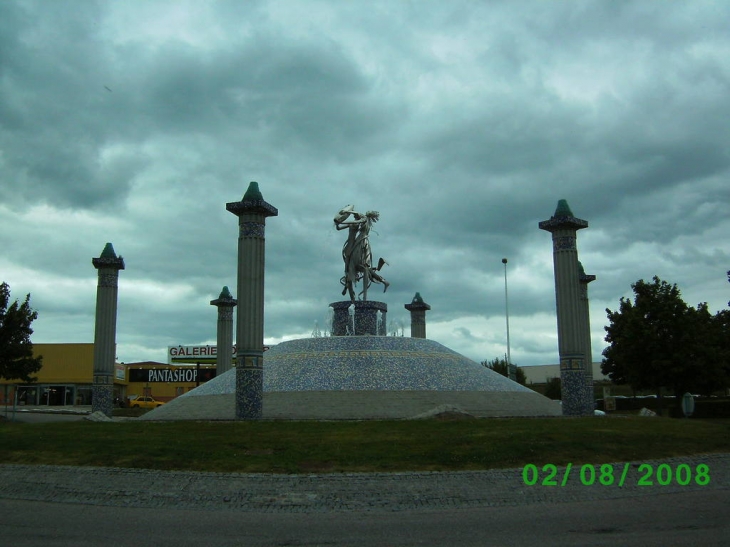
[522,362,608,385]
[0,343,216,407]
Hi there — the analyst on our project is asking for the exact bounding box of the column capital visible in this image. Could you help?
[404,292,431,312]
[538,199,588,233]
[210,286,238,307]
[226,181,278,218]
[92,242,125,270]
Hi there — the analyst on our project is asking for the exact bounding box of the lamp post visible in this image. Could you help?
[502,258,515,381]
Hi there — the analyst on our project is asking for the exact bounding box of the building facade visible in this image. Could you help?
[0,343,126,406]
[0,343,216,407]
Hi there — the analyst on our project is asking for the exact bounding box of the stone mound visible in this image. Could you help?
[142,337,561,421]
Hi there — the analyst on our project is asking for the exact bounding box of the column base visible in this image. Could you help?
[236,359,263,420]
[560,355,592,416]
[92,384,114,418]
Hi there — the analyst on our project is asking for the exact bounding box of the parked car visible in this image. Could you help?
[131,396,165,409]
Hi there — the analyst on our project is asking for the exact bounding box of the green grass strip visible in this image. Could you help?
[1,418,729,474]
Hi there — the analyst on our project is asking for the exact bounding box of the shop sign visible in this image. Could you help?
[167,345,236,364]
[129,367,217,383]
[115,364,126,381]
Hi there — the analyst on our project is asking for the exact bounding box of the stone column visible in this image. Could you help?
[226,182,278,420]
[404,292,431,339]
[210,286,237,376]
[579,263,596,413]
[539,200,592,416]
[91,243,125,417]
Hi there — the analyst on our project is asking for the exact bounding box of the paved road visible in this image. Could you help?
[1,453,728,545]
[2,489,729,547]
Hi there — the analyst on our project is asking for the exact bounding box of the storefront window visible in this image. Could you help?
[39,386,75,406]
[17,386,39,406]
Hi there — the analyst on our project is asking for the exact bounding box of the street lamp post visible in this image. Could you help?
[502,258,515,381]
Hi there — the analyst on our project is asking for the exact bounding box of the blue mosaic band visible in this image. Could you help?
[236,367,263,419]
[553,236,576,251]
[239,222,265,238]
[97,273,119,288]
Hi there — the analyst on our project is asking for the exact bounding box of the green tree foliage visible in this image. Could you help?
[481,357,527,385]
[544,377,561,400]
[0,282,43,382]
[602,276,729,399]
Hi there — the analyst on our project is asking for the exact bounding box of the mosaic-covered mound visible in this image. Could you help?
[141,337,561,420]
[188,336,534,394]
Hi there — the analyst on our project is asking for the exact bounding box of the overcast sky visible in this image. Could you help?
[1,0,728,368]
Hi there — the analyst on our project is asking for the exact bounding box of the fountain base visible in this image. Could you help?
[329,300,387,336]
[141,337,562,421]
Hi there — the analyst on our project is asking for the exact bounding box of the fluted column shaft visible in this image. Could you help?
[91,245,124,418]
[552,229,584,357]
[579,277,595,412]
[211,295,236,375]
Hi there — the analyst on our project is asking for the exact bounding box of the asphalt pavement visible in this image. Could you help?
[1,453,728,513]
[1,455,729,547]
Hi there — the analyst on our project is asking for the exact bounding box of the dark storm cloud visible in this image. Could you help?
[1,0,728,366]
[0,1,400,212]
[0,1,137,209]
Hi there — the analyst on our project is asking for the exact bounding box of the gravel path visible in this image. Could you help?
[1,453,728,513]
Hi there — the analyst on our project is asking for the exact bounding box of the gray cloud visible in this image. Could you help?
[1,0,728,367]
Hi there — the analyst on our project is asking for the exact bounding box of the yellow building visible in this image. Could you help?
[0,343,127,406]
[0,343,217,407]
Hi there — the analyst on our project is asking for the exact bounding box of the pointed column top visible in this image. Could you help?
[226,181,278,217]
[211,285,238,307]
[538,199,588,232]
[405,292,431,311]
[92,242,125,270]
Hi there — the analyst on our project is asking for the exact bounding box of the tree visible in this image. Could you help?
[544,377,561,400]
[0,282,43,382]
[481,357,527,386]
[601,276,728,401]
[691,306,730,395]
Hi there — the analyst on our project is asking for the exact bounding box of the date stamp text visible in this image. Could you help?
[522,463,710,487]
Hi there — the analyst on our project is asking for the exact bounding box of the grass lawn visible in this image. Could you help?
[1,417,728,474]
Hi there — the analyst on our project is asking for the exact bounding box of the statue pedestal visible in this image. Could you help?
[330,301,388,336]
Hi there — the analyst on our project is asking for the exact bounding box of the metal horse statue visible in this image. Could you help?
[334,205,389,301]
